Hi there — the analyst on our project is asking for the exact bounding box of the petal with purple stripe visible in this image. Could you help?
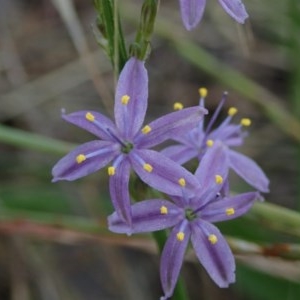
[179,0,206,30]
[191,220,235,287]
[218,0,249,24]
[136,106,207,149]
[160,222,191,300]
[52,140,119,181]
[108,199,184,234]
[161,144,198,165]
[62,110,118,140]
[201,192,260,223]
[192,142,229,206]
[195,141,228,186]
[130,149,199,197]
[114,57,148,139]
[109,157,132,225]
[228,149,269,193]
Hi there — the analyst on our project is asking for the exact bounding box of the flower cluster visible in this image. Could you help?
[52,57,269,300]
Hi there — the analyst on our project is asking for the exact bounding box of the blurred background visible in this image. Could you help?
[0,0,300,299]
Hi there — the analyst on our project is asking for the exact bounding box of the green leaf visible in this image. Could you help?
[236,263,300,300]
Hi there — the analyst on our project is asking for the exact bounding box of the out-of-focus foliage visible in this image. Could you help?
[1,0,300,299]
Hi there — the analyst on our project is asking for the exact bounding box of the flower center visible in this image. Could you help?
[185,208,197,221]
[121,142,134,154]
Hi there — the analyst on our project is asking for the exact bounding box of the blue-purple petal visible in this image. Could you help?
[192,142,229,206]
[62,110,118,140]
[218,0,249,24]
[201,192,260,223]
[179,0,206,30]
[228,149,270,193]
[109,157,132,226]
[209,124,245,147]
[108,199,184,234]
[130,149,199,198]
[52,141,119,181]
[195,141,228,185]
[161,144,198,165]
[160,222,191,300]
[191,220,235,287]
[114,57,148,140]
[135,106,207,149]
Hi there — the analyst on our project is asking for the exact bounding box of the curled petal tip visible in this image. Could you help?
[179,0,206,31]
[219,0,249,24]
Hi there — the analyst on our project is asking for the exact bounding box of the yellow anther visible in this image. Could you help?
[160,206,168,215]
[226,208,235,216]
[76,154,86,164]
[143,163,153,172]
[228,107,238,116]
[142,125,152,134]
[215,175,223,185]
[240,118,251,127]
[176,232,185,241]
[108,166,116,176]
[173,102,184,110]
[85,112,95,122]
[206,139,214,147]
[198,87,208,98]
[208,234,218,245]
[178,178,186,187]
[121,95,130,105]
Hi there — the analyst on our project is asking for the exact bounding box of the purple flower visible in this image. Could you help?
[179,0,249,30]
[108,142,261,299]
[52,57,207,224]
[162,89,269,193]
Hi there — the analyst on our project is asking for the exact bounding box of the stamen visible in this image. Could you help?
[228,107,237,116]
[76,154,86,164]
[176,231,185,241]
[142,125,152,134]
[178,178,186,187]
[107,166,116,176]
[240,118,251,127]
[143,163,153,172]
[121,95,130,105]
[173,102,184,110]
[208,234,218,244]
[85,112,95,122]
[198,87,208,98]
[226,208,235,216]
[204,91,228,136]
[206,139,214,147]
[215,175,223,184]
[160,206,168,215]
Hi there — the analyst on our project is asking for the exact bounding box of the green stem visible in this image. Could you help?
[0,207,103,234]
[287,0,300,210]
[131,0,160,60]
[94,0,127,72]
[249,201,300,239]
[0,124,74,155]
[1,206,300,260]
